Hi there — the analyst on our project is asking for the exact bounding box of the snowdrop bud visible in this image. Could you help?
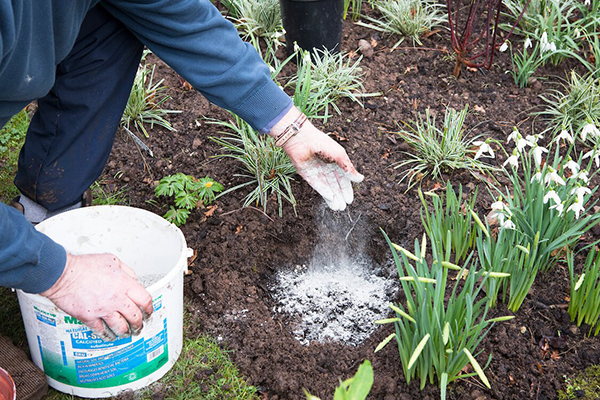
[524,38,532,49]
[499,42,509,52]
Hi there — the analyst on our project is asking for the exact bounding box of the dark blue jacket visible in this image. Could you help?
[0,0,292,293]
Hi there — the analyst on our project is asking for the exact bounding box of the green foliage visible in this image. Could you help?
[121,62,181,138]
[499,130,600,276]
[356,0,445,47]
[0,109,29,203]
[221,0,284,64]
[394,106,495,189]
[476,221,540,311]
[304,360,373,400]
[0,108,28,156]
[155,173,223,226]
[567,248,600,336]
[539,71,600,143]
[557,366,600,400]
[418,183,478,263]
[209,114,297,216]
[343,0,363,21]
[287,48,378,122]
[375,231,512,399]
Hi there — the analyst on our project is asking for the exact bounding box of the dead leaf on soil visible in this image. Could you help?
[467,66,478,72]
[328,131,348,142]
[473,104,486,114]
[358,39,374,57]
[178,75,193,90]
[381,148,391,159]
[370,37,378,48]
[204,205,218,218]
[235,224,243,234]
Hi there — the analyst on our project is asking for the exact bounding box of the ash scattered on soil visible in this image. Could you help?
[271,257,396,346]
[270,205,396,346]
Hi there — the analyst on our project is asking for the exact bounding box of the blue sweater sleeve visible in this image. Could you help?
[0,203,67,293]
[101,0,293,132]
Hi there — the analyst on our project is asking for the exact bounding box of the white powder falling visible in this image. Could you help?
[139,273,164,288]
[271,256,396,346]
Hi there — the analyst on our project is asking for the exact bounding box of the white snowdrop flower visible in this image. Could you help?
[504,152,520,169]
[526,134,542,144]
[545,167,566,186]
[491,200,505,211]
[543,190,562,206]
[583,150,600,168]
[499,42,509,52]
[541,32,548,44]
[585,0,590,6]
[567,199,585,219]
[515,137,533,152]
[565,159,580,175]
[532,145,548,166]
[473,140,494,159]
[555,129,573,144]
[581,123,600,141]
[574,170,590,184]
[531,171,543,182]
[571,186,591,203]
[501,219,516,229]
[524,37,533,49]
[550,201,565,216]
[549,42,557,53]
[507,128,521,144]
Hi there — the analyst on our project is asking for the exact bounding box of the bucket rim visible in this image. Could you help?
[0,367,16,400]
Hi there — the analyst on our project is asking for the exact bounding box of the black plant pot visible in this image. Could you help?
[279,0,344,55]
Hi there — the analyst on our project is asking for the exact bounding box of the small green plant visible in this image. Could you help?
[418,183,478,263]
[286,48,379,121]
[557,367,600,400]
[155,173,223,226]
[540,71,600,143]
[394,106,495,189]
[567,248,600,336]
[209,114,297,216]
[221,0,284,64]
[304,360,373,400]
[91,179,130,206]
[121,63,181,138]
[356,0,445,48]
[375,231,513,399]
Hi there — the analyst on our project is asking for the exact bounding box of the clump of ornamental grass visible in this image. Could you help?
[208,114,297,217]
[494,128,600,274]
[394,106,496,189]
[286,48,379,122]
[446,0,528,77]
[121,63,181,138]
[221,0,284,64]
[155,173,223,226]
[567,248,600,336]
[355,0,445,48]
[418,182,478,263]
[375,231,513,400]
[539,71,600,144]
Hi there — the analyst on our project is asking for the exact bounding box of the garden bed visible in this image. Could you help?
[99,11,600,400]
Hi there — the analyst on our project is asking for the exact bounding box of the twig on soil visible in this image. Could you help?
[221,206,274,222]
[345,212,362,241]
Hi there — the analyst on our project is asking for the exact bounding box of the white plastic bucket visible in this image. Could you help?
[16,206,187,398]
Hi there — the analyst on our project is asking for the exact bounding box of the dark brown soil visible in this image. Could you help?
[98,10,600,400]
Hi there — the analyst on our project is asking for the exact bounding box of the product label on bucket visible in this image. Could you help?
[32,296,168,388]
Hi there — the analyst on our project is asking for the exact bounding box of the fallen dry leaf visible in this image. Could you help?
[235,224,243,234]
[473,104,486,114]
[204,204,218,218]
[329,131,348,142]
